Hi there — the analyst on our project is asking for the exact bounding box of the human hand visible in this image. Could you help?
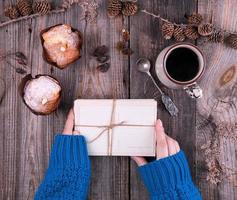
[132,119,180,166]
[62,109,80,135]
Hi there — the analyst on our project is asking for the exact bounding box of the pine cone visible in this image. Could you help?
[173,27,185,42]
[33,1,51,14]
[107,0,122,18]
[184,25,199,40]
[198,23,213,36]
[225,34,237,49]
[187,13,203,25]
[209,31,224,43]
[17,0,32,16]
[161,22,174,40]
[122,2,138,16]
[4,5,20,19]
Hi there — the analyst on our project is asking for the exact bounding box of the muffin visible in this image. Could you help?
[41,24,82,69]
[20,74,62,115]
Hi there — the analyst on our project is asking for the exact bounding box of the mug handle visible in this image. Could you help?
[183,82,203,98]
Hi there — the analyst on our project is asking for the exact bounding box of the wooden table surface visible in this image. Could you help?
[0,0,236,199]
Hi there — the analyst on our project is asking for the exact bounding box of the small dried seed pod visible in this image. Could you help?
[161,22,175,40]
[122,2,138,16]
[184,25,199,40]
[16,0,32,16]
[225,34,237,49]
[97,63,110,73]
[209,31,225,43]
[107,0,122,18]
[4,5,20,19]
[198,23,213,36]
[33,1,51,15]
[173,27,186,42]
[187,13,203,25]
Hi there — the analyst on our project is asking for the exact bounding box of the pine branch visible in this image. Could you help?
[140,9,186,27]
[0,9,65,28]
[0,0,98,27]
[61,0,89,9]
[141,9,237,35]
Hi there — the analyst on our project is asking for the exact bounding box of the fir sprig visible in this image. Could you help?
[141,9,237,49]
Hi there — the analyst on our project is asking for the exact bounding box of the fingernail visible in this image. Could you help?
[158,119,163,127]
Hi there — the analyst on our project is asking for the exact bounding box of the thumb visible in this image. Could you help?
[131,156,147,166]
[156,119,169,159]
[156,119,165,138]
[63,109,74,134]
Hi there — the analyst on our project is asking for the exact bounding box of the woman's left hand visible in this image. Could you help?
[62,109,80,135]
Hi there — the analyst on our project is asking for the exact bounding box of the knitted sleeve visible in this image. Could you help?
[138,150,202,200]
[34,135,91,200]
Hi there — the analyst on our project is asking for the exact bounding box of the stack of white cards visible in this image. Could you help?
[74,99,157,156]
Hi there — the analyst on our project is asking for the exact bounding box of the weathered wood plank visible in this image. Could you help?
[0,0,129,199]
[0,0,75,199]
[1,0,236,199]
[197,0,237,200]
[129,1,197,199]
[82,1,130,199]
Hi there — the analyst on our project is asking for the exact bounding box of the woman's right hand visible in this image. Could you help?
[131,120,202,200]
[132,119,180,166]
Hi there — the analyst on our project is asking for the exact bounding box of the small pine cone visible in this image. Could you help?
[198,23,213,36]
[17,0,32,16]
[4,5,20,19]
[161,22,174,40]
[33,1,51,14]
[122,2,138,16]
[225,34,237,49]
[173,27,185,42]
[187,13,203,25]
[209,31,224,43]
[184,25,199,40]
[107,0,122,18]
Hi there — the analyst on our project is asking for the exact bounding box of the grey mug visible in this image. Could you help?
[155,43,205,98]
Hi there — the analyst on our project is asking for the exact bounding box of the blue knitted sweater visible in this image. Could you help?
[34,135,91,200]
[34,135,202,200]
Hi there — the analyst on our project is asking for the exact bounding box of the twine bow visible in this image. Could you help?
[75,99,155,155]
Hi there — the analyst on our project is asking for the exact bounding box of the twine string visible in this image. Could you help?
[75,100,155,155]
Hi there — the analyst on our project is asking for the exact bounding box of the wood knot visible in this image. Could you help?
[219,65,236,86]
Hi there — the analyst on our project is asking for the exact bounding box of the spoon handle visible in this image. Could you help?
[161,94,179,116]
[147,72,163,95]
[146,72,178,116]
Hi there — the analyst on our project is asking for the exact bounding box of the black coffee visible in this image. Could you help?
[166,47,199,82]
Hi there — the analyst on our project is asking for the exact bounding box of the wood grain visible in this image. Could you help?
[81,1,130,199]
[129,0,197,199]
[1,0,129,200]
[197,0,237,200]
[0,0,236,199]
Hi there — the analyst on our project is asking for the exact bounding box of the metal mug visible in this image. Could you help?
[155,43,205,98]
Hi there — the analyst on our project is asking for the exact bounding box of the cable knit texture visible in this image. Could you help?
[139,150,202,200]
[34,135,91,200]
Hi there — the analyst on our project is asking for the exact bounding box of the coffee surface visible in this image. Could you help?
[166,47,199,82]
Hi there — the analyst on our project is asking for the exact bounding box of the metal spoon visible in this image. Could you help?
[136,58,178,116]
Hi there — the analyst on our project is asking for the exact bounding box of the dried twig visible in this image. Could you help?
[141,9,186,27]
[62,0,99,23]
[0,0,99,27]
[0,51,28,74]
[0,9,65,28]
[141,9,237,35]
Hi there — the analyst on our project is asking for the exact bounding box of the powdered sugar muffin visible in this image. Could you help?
[41,24,82,69]
[21,75,61,115]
